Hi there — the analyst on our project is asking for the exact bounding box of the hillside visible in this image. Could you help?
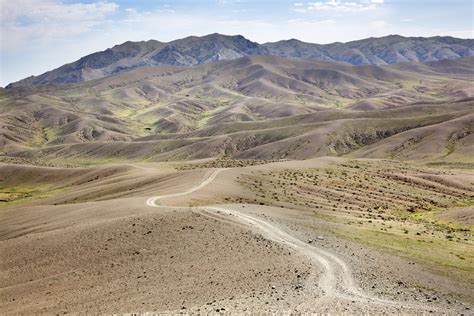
[3,0,474,312]
[1,56,473,164]
[7,34,474,88]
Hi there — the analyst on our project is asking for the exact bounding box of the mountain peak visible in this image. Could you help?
[6,33,474,88]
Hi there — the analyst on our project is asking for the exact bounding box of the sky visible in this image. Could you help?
[0,0,473,87]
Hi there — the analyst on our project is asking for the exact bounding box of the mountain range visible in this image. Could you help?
[7,33,474,88]
[2,24,474,316]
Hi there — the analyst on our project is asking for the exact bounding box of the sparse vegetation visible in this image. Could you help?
[176,158,282,170]
[1,34,473,314]
[233,160,474,283]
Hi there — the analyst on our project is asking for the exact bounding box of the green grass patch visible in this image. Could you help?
[195,105,229,128]
[28,127,57,148]
[328,222,474,284]
[0,184,61,207]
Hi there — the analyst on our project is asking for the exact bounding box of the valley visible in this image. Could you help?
[0,34,473,314]
[0,158,472,313]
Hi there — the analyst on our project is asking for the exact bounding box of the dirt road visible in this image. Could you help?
[146,168,226,207]
[146,167,434,312]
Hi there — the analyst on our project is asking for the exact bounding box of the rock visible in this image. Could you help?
[9,35,474,88]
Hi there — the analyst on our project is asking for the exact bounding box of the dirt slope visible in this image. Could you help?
[1,158,472,313]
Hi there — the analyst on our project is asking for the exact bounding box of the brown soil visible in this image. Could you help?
[0,158,473,314]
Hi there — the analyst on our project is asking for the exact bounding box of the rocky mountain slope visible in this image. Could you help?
[264,35,474,65]
[7,34,473,88]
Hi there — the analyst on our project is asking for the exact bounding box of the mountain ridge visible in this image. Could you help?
[7,33,474,88]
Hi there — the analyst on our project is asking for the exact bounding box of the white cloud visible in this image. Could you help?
[217,0,246,4]
[0,0,118,52]
[297,0,384,13]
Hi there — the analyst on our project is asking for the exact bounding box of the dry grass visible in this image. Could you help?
[228,160,474,283]
[176,158,283,170]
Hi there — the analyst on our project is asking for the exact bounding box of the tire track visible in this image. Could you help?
[146,167,434,311]
[146,168,226,207]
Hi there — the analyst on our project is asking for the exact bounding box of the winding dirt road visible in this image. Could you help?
[146,168,226,207]
[146,168,433,311]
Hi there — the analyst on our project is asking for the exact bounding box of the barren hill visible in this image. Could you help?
[1,56,473,164]
[1,41,474,315]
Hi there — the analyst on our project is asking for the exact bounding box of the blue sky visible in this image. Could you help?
[1,0,473,86]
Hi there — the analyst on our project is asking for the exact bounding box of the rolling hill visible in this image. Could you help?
[1,55,473,164]
[1,33,474,315]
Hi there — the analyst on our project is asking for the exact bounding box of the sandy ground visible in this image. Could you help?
[0,159,473,314]
[1,203,311,314]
